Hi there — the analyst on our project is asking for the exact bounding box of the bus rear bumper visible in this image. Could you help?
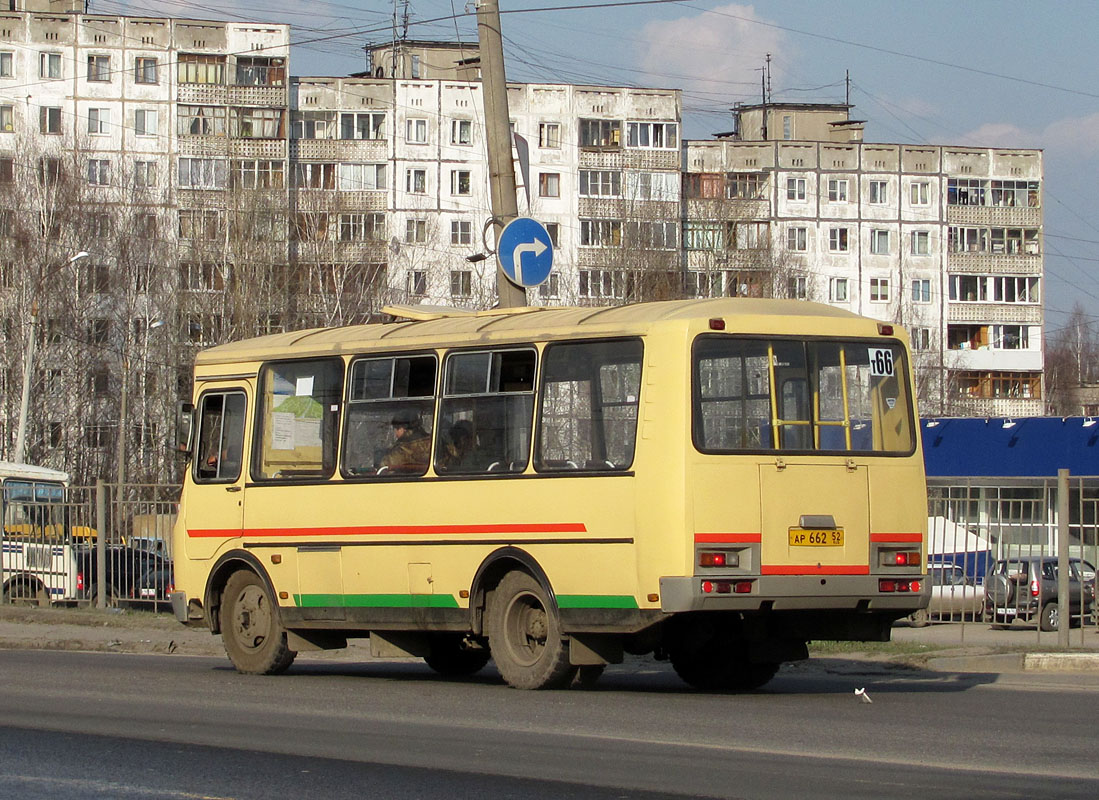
[659,575,929,614]
[170,591,207,627]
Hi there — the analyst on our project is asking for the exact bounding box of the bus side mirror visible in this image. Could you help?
[175,402,195,454]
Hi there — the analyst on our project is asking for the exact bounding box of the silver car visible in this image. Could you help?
[908,564,984,626]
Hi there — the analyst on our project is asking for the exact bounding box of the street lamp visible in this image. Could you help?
[14,251,90,464]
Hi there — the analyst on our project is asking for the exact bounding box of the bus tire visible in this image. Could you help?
[488,571,575,689]
[424,636,491,677]
[672,652,778,692]
[220,570,296,675]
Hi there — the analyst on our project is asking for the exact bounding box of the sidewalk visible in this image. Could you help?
[1,605,1098,673]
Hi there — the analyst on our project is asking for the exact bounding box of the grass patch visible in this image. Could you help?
[809,639,947,656]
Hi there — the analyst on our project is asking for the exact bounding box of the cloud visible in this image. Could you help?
[637,4,790,103]
[963,113,1099,159]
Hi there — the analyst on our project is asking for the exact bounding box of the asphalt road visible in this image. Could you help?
[1,649,1098,799]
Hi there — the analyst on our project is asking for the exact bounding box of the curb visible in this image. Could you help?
[927,651,1099,673]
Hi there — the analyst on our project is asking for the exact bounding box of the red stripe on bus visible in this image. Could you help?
[694,533,761,543]
[761,565,870,575]
[869,533,923,543]
[188,522,588,538]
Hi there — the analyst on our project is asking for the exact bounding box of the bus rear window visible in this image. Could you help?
[693,337,914,455]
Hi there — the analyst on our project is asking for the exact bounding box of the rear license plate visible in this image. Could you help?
[789,529,844,546]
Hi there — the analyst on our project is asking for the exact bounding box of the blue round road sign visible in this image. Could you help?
[497,217,554,288]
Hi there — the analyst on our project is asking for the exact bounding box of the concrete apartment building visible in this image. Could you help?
[685,102,1044,417]
[0,3,1045,484]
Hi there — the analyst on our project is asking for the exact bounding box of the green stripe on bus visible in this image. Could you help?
[294,593,460,609]
[556,594,638,609]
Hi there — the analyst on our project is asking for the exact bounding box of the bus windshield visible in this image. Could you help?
[693,337,915,454]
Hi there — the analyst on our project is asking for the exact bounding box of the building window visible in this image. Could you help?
[405,218,427,243]
[626,121,677,149]
[869,278,890,303]
[625,221,677,250]
[579,118,621,148]
[338,162,386,191]
[828,228,849,252]
[294,111,335,139]
[87,55,110,82]
[910,181,930,205]
[782,115,792,140]
[579,268,626,299]
[870,229,890,254]
[685,221,724,251]
[579,169,621,197]
[788,276,808,300]
[178,105,227,136]
[450,269,472,298]
[40,52,61,79]
[179,210,222,240]
[948,178,985,206]
[235,56,285,87]
[544,222,559,247]
[87,159,110,187]
[135,57,158,84]
[0,104,11,133]
[786,177,806,201]
[911,328,932,351]
[993,275,1040,304]
[538,122,560,148]
[827,179,848,202]
[134,160,158,189]
[726,172,766,199]
[406,118,428,143]
[911,279,931,303]
[0,157,12,183]
[85,107,109,135]
[406,168,427,194]
[538,172,560,198]
[538,273,560,299]
[579,218,622,247]
[178,158,228,189]
[451,119,472,145]
[231,107,284,139]
[232,159,285,190]
[292,162,336,189]
[991,179,1040,208]
[786,226,808,251]
[626,171,678,201]
[340,111,385,140]
[178,53,225,85]
[338,213,383,242]
[451,220,472,245]
[911,230,930,256]
[134,108,157,136]
[407,270,427,296]
[0,51,12,77]
[38,157,61,185]
[830,278,849,302]
[40,106,61,134]
[450,169,471,196]
[869,180,888,204]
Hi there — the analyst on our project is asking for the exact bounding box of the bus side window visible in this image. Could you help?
[195,391,247,483]
[535,339,642,472]
[437,349,535,474]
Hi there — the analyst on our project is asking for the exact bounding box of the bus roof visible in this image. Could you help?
[0,461,70,484]
[195,298,881,367]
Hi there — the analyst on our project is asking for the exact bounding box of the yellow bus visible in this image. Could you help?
[171,298,928,690]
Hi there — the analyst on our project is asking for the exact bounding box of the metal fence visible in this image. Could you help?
[926,473,1099,643]
[1,482,179,611]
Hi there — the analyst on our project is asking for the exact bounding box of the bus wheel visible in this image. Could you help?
[424,636,491,677]
[672,651,778,692]
[219,570,296,675]
[488,571,575,689]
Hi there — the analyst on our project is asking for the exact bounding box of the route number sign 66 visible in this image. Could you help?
[868,348,895,377]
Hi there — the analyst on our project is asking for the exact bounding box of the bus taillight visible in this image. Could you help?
[880,550,921,567]
[701,579,753,594]
[698,551,740,568]
[879,579,920,593]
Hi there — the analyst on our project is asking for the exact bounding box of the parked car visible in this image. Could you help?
[134,562,174,603]
[908,563,984,626]
[76,544,170,605]
[984,556,1096,631]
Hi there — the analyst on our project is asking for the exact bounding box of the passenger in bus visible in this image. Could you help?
[381,411,431,473]
[438,420,475,471]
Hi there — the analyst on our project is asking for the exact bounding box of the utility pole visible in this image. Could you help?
[476,0,526,308]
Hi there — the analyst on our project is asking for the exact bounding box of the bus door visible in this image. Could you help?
[185,389,249,560]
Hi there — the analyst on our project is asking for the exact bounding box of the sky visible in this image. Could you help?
[89,0,1099,336]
